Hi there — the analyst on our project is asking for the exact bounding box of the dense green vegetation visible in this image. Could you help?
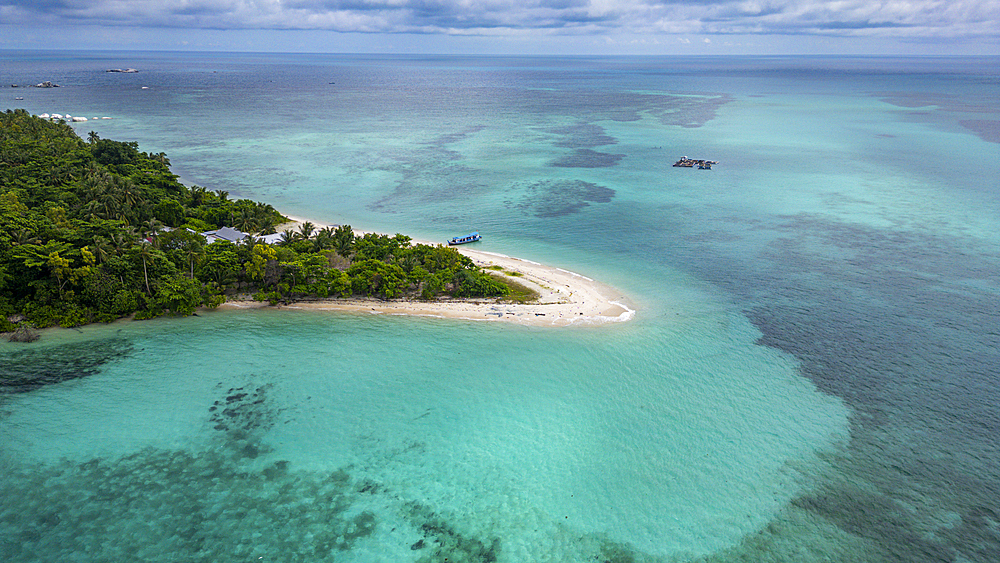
[0,109,511,331]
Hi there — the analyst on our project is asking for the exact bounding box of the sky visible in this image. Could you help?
[0,0,997,55]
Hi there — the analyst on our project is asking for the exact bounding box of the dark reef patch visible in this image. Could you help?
[547,122,618,149]
[0,337,133,394]
[583,198,1000,562]
[0,448,380,562]
[367,91,729,216]
[0,359,674,563]
[403,501,501,563]
[0,380,377,562]
[517,89,731,127]
[209,382,277,436]
[508,179,615,218]
[550,148,625,168]
[654,94,732,129]
[875,92,998,144]
[428,125,487,150]
[959,119,1000,144]
[670,209,1000,562]
[0,377,522,563]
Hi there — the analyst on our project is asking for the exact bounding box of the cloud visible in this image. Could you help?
[0,0,996,39]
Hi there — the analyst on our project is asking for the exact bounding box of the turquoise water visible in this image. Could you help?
[2,53,999,561]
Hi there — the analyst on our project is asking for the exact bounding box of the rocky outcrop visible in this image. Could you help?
[7,324,39,343]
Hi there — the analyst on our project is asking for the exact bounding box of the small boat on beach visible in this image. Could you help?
[447,232,482,246]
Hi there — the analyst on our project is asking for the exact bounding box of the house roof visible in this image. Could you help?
[202,226,247,242]
[256,233,285,245]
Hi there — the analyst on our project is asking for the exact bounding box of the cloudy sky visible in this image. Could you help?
[1,0,997,55]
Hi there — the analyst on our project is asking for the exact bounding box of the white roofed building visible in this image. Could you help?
[201,226,248,244]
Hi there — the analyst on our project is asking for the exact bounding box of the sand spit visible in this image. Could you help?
[219,217,635,328]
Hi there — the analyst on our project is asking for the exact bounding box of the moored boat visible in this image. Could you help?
[447,232,482,245]
[674,156,718,168]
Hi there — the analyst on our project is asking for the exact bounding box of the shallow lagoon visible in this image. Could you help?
[2,308,847,561]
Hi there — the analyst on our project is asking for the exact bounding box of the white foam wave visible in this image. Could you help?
[556,268,594,281]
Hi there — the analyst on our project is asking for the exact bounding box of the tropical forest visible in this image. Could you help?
[0,109,513,336]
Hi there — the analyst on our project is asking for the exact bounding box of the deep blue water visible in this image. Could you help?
[2,52,999,562]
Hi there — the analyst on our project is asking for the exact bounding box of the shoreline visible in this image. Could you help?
[220,215,636,328]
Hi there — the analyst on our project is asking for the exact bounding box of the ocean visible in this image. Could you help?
[1,52,998,562]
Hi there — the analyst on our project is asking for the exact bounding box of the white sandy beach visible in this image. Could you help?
[219,216,635,327]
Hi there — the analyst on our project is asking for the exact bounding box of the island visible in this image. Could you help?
[0,109,632,340]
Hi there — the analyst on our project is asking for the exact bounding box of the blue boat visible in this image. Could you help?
[447,231,481,246]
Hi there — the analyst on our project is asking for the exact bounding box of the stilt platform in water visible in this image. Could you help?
[673,156,718,169]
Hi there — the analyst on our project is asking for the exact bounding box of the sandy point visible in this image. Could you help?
[225,215,636,327]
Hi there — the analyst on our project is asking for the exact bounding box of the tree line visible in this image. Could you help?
[0,109,510,331]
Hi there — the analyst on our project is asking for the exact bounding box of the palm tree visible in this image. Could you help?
[184,245,204,279]
[298,221,316,240]
[190,186,208,207]
[333,225,355,259]
[10,229,40,246]
[81,199,104,221]
[87,131,100,144]
[119,181,139,209]
[279,229,298,246]
[138,243,154,295]
[141,221,165,250]
[48,163,77,185]
[97,191,122,220]
[151,152,170,166]
[313,227,335,252]
[142,218,164,237]
[234,209,260,234]
[89,236,112,264]
[215,189,229,202]
[109,232,129,256]
[253,202,278,232]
